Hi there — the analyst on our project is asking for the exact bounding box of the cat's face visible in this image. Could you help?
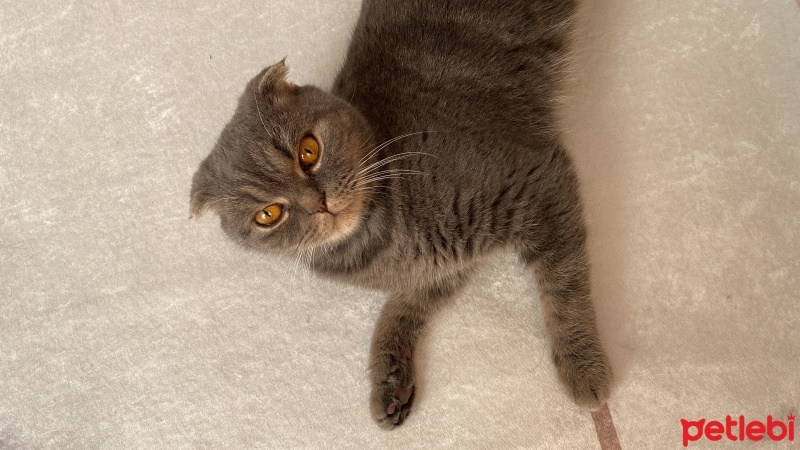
[190,61,375,253]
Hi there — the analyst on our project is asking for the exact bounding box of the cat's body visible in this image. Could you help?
[191,0,611,429]
[316,0,574,288]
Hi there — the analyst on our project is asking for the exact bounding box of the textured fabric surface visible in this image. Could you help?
[1,0,798,448]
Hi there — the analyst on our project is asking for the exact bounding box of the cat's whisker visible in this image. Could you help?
[306,246,315,278]
[357,170,423,181]
[358,145,383,167]
[356,173,424,186]
[358,133,416,165]
[289,246,306,298]
[358,149,435,173]
[357,167,424,178]
[356,130,378,157]
[361,169,424,178]
[354,171,425,187]
[358,131,438,166]
[358,152,432,177]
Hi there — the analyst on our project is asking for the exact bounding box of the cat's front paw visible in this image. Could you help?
[370,348,415,429]
[554,345,612,410]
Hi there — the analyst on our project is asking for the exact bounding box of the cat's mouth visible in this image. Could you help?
[309,194,366,247]
[318,200,348,222]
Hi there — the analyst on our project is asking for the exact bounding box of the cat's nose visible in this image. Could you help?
[315,192,329,214]
[301,191,329,215]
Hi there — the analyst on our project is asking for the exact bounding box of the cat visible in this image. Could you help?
[190,0,612,429]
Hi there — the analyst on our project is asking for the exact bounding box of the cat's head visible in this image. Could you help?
[190,61,376,253]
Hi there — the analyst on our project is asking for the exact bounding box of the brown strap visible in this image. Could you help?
[591,403,622,450]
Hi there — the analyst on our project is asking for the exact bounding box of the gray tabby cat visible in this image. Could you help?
[190,0,612,429]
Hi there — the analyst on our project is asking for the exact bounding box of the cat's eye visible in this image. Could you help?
[298,136,320,167]
[254,204,283,226]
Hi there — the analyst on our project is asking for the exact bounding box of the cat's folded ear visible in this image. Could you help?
[189,164,215,219]
[258,59,298,101]
[189,187,211,219]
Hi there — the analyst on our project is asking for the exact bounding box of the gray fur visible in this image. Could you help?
[191,0,611,429]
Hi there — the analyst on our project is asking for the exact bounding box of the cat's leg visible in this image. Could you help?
[369,276,466,429]
[521,202,612,409]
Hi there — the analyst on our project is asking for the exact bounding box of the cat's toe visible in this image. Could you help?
[573,378,609,410]
[555,350,613,410]
[395,385,414,405]
[373,383,415,429]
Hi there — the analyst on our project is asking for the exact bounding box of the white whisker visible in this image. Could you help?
[356,170,424,185]
[289,246,305,298]
[358,130,438,166]
[358,152,433,176]
[354,173,424,188]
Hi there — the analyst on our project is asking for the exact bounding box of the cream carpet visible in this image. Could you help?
[2,0,798,448]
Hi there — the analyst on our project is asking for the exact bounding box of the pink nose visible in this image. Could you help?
[316,193,330,213]
[301,191,330,215]
[314,192,329,214]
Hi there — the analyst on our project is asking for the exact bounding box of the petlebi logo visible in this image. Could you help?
[681,414,796,447]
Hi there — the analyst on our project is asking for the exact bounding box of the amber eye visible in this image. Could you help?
[298,136,320,167]
[254,204,283,226]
